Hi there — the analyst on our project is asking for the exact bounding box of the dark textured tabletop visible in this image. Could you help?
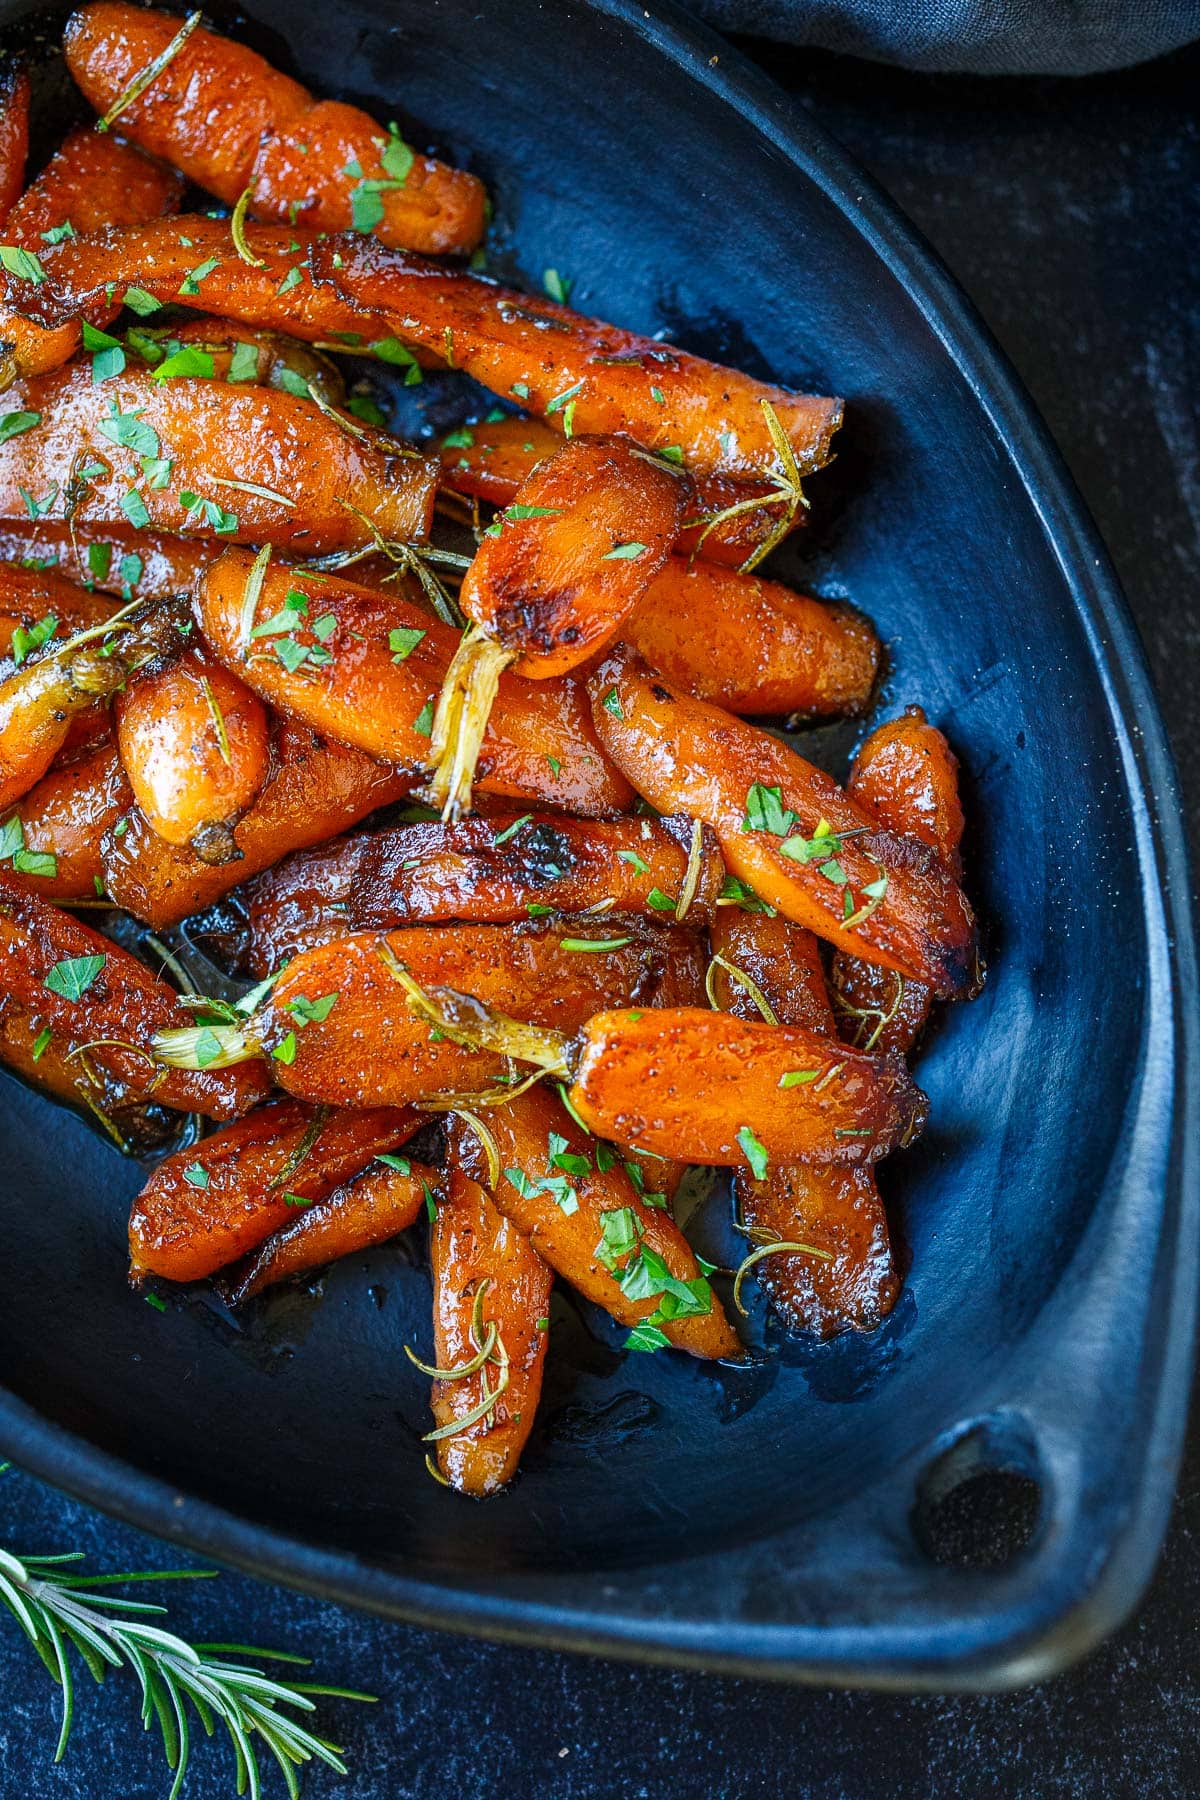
[2,31,1198,1800]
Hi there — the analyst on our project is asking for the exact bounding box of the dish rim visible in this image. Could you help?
[0,0,1195,1690]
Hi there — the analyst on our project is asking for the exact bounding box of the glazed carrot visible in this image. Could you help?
[226,1153,439,1304]
[0,119,182,390]
[438,414,795,569]
[449,1089,740,1361]
[425,436,684,814]
[1,736,131,901]
[0,524,213,602]
[13,217,843,479]
[65,2,487,255]
[0,362,436,551]
[624,561,879,719]
[0,67,29,225]
[100,719,414,929]
[710,907,900,1336]
[196,552,633,818]
[424,1164,553,1495]
[126,316,348,406]
[457,438,683,679]
[831,706,967,1055]
[0,864,271,1122]
[151,918,705,1109]
[115,646,271,859]
[0,560,118,667]
[566,1007,926,1168]
[237,813,723,976]
[129,1098,422,1281]
[0,591,188,809]
[589,645,978,997]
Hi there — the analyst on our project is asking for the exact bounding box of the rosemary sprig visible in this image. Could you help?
[0,1468,373,1799]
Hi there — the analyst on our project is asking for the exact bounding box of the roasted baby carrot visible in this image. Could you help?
[831,706,967,1055]
[129,1098,422,1281]
[456,437,684,679]
[115,646,271,859]
[196,552,633,818]
[0,117,182,390]
[14,217,843,479]
[0,559,118,667]
[710,907,900,1336]
[438,413,796,569]
[226,1152,439,1304]
[236,813,723,976]
[589,645,978,997]
[0,524,213,602]
[0,361,436,551]
[0,864,270,1123]
[0,66,29,225]
[128,316,347,406]
[65,2,487,255]
[566,1007,926,1168]
[100,718,414,929]
[151,918,705,1109]
[1,736,131,901]
[425,436,683,815]
[449,1089,740,1360]
[424,1164,554,1494]
[0,591,188,809]
[624,560,879,719]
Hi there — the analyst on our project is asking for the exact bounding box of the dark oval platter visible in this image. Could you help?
[0,0,1195,1690]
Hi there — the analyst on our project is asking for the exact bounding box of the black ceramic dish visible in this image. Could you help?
[0,0,1195,1692]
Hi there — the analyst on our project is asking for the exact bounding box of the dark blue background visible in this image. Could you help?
[1,32,1198,1800]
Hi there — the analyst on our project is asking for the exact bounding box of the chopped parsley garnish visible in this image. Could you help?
[368,338,422,383]
[152,345,216,381]
[600,686,623,720]
[30,1026,52,1062]
[559,935,632,953]
[286,992,339,1025]
[227,341,260,383]
[272,1032,298,1065]
[413,698,435,738]
[542,267,571,303]
[178,256,220,297]
[376,1153,411,1174]
[617,848,650,875]
[645,887,676,913]
[183,1163,210,1189]
[482,502,563,538]
[43,953,105,1001]
[120,490,151,528]
[388,625,426,661]
[737,1124,769,1180]
[779,1069,819,1088]
[82,320,125,382]
[492,814,531,847]
[601,541,647,560]
[345,122,414,233]
[10,611,57,665]
[0,410,40,444]
[97,400,159,457]
[0,245,46,283]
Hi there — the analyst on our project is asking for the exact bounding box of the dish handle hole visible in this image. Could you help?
[911,1414,1043,1570]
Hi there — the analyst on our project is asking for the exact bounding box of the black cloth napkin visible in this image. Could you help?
[692,0,1200,72]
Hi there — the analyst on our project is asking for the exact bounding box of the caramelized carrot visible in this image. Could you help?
[0,865,270,1121]
[129,1099,421,1281]
[115,646,271,859]
[65,2,486,255]
[0,362,436,550]
[566,1007,926,1168]
[100,719,414,929]
[15,217,843,479]
[831,706,967,1055]
[426,1165,554,1494]
[129,316,348,406]
[0,118,182,390]
[197,552,632,818]
[449,1089,740,1360]
[710,907,900,1336]
[0,591,188,809]
[438,414,795,568]
[2,736,131,901]
[589,645,978,997]
[625,560,879,719]
[151,918,704,1109]
[0,524,213,602]
[0,560,118,667]
[0,67,29,225]
[226,1153,439,1304]
[458,437,684,679]
[237,813,723,975]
